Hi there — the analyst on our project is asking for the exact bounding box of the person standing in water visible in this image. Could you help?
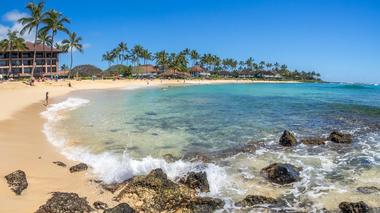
[45,92,49,106]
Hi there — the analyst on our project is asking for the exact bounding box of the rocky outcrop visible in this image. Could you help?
[279,130,297,146]
[114,168,196,212]
[104,203,135,213]
[187,197,225,213]
[93,201,108,210]
[260,163,301,185]
[162,153,179,163]
[328,131,353,144]
[69,163,88,173]
[235,195,278,207]
[301,137,326,145]
[4,170,28,195]
[182,142,256,163]
[338,201,369,213]
[357,186,380,194]
[179,171,210,192]
[35,192,93,213]
[53,161,67,167]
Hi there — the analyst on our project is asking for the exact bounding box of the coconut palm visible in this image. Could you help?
[37,30,52,74]
[40,10,70,78]
[102,51,115,68]
[245,57,254,70]
[18,1,46,77]
[61,32,83,77]
[0,31,27,77]
[154,50,169,71]
[190,50,199,66]
[131,45,144,66]
[117,42,128,65]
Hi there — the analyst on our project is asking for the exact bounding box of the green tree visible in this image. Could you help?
[37,30,52,74]
[0,31,27,77]
[40,10,70,78]
[155,50,169,71]
[190,50,199,66]
[102,51,115,68]
[62,32,83,73]
[18,1,46,77]
[117,42,128,64]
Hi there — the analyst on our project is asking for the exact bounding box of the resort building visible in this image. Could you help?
[132,64,161,78]
[0,42,62,77]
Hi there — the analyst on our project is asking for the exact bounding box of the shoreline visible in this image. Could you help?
[0,79,300,212]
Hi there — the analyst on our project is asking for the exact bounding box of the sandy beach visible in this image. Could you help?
[0,79,299,212]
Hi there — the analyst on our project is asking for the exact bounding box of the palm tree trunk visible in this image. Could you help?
[43,43,46,75]
[50,33,55,79]
[31,25,39,78]
[8,50,12,78]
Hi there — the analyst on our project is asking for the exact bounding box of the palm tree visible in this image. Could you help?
[266,63,273,71]
[131,45,144,66]
[154,50,169,71]
[61,32,83,78]
[117,42,128,65]
[141,49,152,66]
[102,51,115,68]
[37,30,52,74]
[18,1,46,78]
[190,50,199,66]
[245,57,254,70]
[0,31,26,77]
[40,10,70,78]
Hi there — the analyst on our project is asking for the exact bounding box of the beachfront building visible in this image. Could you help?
[132,64,161,78]
[0,42,62,77]
[255,71,282,79]
[238,70,255,78]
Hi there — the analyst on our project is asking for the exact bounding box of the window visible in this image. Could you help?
[24,68,32,73]
[0,61,8,66]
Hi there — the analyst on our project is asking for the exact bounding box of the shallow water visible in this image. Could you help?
[43,83,380,211]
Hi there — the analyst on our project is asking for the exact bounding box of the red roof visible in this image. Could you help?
[2,42,61,52]
[190,65,204,73]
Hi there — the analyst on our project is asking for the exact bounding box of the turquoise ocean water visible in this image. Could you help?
[43,83,380,211]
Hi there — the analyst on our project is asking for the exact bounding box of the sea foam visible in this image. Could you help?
[40,97,233,196]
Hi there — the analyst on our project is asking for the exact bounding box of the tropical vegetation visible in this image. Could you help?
[102,42,321,81]
[0,1,83,80]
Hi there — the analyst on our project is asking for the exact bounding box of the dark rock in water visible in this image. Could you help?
[145,112,157,116]
[151,133,159,136]
[162,153,179,163]
[69,163,88,173]
[211,142,256,158]
[301,137,326,145]
[279,130,297,146]
[93,201,108,210]
[182,152,210,163]
[235,195,278,207]
[187,197,225,213]
[260,163,301,185]
[104,203,135,213]
[328,131,352,144]
[357,186,380,194]
[4,170,28,195]
[114,168,196,212]
[53,161,67,167]
[179,171,210,192]
[35,192,93,213]
[338,201,369,213]
[349,157,372,169]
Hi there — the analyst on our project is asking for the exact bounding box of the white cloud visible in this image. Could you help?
[0,10,34,42]
[3,10,27,22]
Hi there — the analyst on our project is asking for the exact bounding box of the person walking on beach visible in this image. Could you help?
[45,92,49,106]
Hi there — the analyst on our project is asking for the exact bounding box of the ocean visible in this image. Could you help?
[41,82,380,211]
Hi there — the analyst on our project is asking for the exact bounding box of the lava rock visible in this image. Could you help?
[69,163,88,173]
[93,201,108,210]
[301,137,326,145]
[35,192,93,213]
[53,161,67,167]
[338,201,369,213]
[4,170,28,195]
[179,171,210,192]
[357,186,380,194]
[235,195,278,207]
[279,130,297,146]
[260,163,301,185]
[182,152,210,163]
[328,131,353,144]
[162,153,179,163]
[187,197,225,213]
[211,142,256,158]
[114,168,195,212]
[104,203,135,213]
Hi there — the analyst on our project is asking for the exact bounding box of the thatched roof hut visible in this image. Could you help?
[159,69,191,79]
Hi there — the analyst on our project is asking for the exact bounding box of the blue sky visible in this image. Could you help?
[1,0,379,83]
